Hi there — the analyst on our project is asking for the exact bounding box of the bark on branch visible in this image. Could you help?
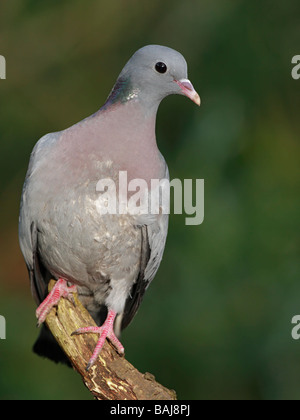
[45,280,177,400]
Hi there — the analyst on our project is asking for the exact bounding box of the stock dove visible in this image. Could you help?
[19,45,200,370]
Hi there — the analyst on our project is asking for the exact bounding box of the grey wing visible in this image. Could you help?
[121,165,169,330]
[19,132,61,305]
[27,222,52,305]
[141,161,170,286]
[144,213,169,284]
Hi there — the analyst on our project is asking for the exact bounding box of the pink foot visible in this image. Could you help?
[71,309,124,371]
[36,278,77,326]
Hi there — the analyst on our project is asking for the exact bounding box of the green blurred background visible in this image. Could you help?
[0,0,299,400]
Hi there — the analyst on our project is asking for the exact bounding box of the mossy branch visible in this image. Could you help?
[45,279,176,400]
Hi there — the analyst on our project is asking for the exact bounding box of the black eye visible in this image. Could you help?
[155,62,167,74]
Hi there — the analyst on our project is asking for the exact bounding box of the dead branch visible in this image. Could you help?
[45,280,177,400]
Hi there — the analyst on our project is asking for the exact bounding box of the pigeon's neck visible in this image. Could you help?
[103,76,160,116]
[104,77,137,107]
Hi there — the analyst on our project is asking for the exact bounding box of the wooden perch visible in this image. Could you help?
[45,280,177,400]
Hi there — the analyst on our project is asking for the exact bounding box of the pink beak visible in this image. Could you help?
[174,78,200,106]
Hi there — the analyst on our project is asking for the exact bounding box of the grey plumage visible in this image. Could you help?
[19,45,199,363]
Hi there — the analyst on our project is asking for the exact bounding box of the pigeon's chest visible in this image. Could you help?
[51,104,166,187]
[35,124,168,223]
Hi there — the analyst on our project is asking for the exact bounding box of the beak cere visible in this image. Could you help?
[174,78,201,106]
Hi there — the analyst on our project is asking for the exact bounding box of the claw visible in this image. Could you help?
[71,309,124,370]
[36,278,77,326]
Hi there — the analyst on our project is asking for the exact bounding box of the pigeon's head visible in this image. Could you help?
[107,45,200,110]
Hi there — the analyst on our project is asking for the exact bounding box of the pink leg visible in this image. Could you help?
[36,278,77,326]
[71,309,124,371]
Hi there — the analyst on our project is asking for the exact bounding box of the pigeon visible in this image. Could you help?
[19,45,200,370]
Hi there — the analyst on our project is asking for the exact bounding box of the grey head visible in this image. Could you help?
[104,44,200,112]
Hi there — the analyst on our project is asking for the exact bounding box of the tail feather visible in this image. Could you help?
[33,324,71,367]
